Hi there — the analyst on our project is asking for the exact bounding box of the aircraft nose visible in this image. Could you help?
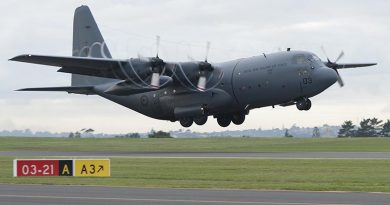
[318,67,338,86]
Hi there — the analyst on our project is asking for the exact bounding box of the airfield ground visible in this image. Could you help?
[1,137,390,152]
[1,137,390,192]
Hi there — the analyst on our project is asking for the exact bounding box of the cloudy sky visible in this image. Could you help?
[0,0,389,133]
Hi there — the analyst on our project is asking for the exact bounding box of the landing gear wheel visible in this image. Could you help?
[217,116,231,127]
[296,98,311,111]
[232,114,245,125]
[304,99,311,110]
[194,116,208,125]
[180,118,193,127]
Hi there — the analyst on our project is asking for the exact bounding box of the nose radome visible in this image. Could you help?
[319,67,338,86]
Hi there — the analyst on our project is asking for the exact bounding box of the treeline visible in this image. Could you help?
[338,118,390,137]
[114,130,172,138]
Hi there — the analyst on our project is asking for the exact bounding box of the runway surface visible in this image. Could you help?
[1,184,389,205]
[1,151,390,159]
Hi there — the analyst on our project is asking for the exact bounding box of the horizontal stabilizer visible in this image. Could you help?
[10,54,121,70]
[17,86,94,95]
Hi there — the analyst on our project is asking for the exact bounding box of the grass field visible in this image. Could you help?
[1,137,390,152]
[1,137,390,192]
[1,157,390,192]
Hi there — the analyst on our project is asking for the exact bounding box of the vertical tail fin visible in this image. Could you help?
[72,5,115,86]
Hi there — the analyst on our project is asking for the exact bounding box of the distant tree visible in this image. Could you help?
[338,120,355,138]
[148,130,172,138]
[84,128,95,134]
[68,132,74,138]
[129,133,141,138]
[74,131,81,138]
[312,127,321,138]
[356,118,379,137]
[284,129,293,138]
[369,118,383,137]
[381,120,390,137]
[115,133,140,138]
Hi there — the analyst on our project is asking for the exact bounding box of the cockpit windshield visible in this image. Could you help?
[307,54,324,67]
[308,54,321,62]
[292,54,323,65]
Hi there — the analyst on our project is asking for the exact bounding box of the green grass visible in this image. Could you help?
[1,137,390,152]
[2,137,390,192]
[2,157,390,192]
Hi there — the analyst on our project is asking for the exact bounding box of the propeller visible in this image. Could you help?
[321,46,345,87]
[149,36,165,88]
[197,42,213,91]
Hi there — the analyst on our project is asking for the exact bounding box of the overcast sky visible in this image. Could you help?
[0,0,389,133]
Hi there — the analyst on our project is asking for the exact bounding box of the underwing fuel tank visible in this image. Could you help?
[174,106,204,118]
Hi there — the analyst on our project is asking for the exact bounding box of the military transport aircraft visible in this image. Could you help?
[10,5,377,127]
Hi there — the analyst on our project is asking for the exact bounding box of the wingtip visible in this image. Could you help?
[9,54,32,61]
[15,88,37,91]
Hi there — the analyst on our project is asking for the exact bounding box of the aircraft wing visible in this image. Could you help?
[9,54,131,79]
[335,63,377,69]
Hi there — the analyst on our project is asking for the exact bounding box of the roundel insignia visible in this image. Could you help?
[140,95,148,106]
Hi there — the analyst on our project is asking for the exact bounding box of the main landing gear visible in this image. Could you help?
[296,98,311,111]
[180,116,208,127]
[216,113,246,127]
[179,118,193,127]
[179,113,246,127]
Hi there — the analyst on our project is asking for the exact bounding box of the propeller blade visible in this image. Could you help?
[320,45,330,62]
[335,50,344,63]
[205,41,210,62]
[334,69,344,87]
[337,75,344,87]
[197,75,207,91]
[156,35,161,58]
[151,72,160,88]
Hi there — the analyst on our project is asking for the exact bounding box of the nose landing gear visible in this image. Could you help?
[296,98,311,111]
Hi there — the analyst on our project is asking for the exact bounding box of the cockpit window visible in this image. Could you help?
[292,54,306,64]
[308,54,321,62]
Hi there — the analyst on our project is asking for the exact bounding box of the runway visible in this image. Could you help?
[2,151,390,159]
[1,184,389,205]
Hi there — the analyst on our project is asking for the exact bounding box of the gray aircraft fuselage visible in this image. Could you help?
[93,50,336,121]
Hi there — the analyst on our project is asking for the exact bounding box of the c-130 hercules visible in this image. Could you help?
[10,6,377,127]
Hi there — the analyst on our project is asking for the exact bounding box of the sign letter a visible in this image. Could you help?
[62,164,70,175]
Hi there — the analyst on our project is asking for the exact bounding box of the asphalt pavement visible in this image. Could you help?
[1,184,389,205]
